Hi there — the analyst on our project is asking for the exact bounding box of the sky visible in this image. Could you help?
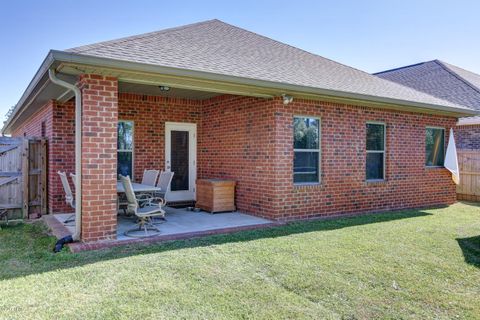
[1,0,479,122]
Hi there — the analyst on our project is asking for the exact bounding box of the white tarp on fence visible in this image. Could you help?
[445,128,460,185]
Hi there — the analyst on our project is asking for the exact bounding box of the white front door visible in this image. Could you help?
[165,122,197,202]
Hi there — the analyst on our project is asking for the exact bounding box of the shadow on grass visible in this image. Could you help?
[457,236,480,268]
[456,202,480,267]
[457,201,480,207]
[0,209,433,281]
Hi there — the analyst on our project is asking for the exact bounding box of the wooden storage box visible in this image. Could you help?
[196,179,236,213]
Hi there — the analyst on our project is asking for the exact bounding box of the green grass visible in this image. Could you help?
[0,202,479,319]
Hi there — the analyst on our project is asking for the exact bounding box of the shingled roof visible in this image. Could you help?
[375,60,480,124]
[2,20,477,135]
[66,19,472,112]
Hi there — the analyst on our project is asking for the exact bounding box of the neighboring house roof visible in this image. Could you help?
[2,20,477,134]
[375,60,480,125]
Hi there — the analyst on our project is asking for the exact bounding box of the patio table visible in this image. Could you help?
[116,181,163,214]
[116,181,162,194]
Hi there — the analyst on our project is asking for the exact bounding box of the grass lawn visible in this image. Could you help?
[0,202,479,319]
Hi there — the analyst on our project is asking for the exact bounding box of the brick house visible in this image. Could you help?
[375,60,480,149]
[2,20,477,243]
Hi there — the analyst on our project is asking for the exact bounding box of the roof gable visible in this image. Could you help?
[439,61,480,93]
[66,20,471,111]
[375,60,480,111]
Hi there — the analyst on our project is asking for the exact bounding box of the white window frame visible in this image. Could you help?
[425,126,445,168]
[117,120,134,179]
[366,121,386,182]
[293,116,321,185]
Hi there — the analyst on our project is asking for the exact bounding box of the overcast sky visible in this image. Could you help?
[1,0,479,123]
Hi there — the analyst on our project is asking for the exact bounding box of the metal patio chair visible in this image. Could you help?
[120,175,166,238]
[155,171,174,203]
[70,173,77,189]
[141,169,160,187]
[137,169,161,205]
[58,171,75,225]
[151,171,174,223]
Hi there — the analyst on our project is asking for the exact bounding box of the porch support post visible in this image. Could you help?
[78,74,118,242]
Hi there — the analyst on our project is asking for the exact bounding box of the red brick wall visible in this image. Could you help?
[49,100,75,214]
[11,88,458,231]
[118,94,280,218]
[79,74,118,242]
[118,93,202,182]
[11,100,75,214]
[455,124,480,150]
[198,96,456,220]
[11,100,54,138]
[199,95,279,217]
[270,98,457,220]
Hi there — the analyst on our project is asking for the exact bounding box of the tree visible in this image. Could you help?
[3,105,15,125]
[1,105,16,134]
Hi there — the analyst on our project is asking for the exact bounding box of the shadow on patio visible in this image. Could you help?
[0,208,435,281]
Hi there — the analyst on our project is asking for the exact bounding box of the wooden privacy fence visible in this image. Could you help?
[457,149,480,202]
[0,137,47,220]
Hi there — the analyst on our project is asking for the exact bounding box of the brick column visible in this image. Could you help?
[78,74,118,242]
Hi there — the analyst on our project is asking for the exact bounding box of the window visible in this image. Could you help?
[366,123,385,181]
[117,121,134,178]
[293,117,320,184]
[425,127,445,167]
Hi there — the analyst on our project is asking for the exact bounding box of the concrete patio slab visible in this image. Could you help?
[117,207,272,240]
[49,207,277,251]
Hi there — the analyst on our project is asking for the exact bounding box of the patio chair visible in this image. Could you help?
[141,169,160,187]
[58,171,75,225]
[70,173,76,188]
[120,175,166,238]
[117,174,151,215]
[137,169,161,206]
[155,171,174,203]
[150,171,174,223]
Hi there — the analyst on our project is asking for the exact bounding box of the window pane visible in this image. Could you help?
[118,152,133,178]
[118,121,133,150]
[294,117,319,149]
[366,152,384,180]
[366,123,385,151]
[170,130,189,191]
[426,128,445,166]
[294,151,319,183]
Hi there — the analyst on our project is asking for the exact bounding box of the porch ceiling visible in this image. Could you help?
[57,62,276,99]
[119,82,220,100]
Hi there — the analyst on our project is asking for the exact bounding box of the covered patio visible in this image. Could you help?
[53,206,273,243]
[2,27,306,244]
[42,63,281,243]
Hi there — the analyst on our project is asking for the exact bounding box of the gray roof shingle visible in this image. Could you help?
[66,19,472,112]
[375,60,480,111]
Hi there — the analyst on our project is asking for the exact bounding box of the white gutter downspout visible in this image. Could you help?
[48,69,82,241]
